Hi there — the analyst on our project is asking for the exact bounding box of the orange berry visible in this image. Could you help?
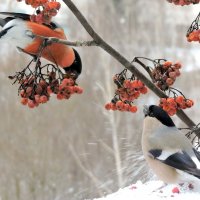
[65,86,74,94]
[105,103,112,110]
[137,80,144,88]
[45,2,61,10]
[110,103,117,111]
[131,80,138,88]
[163,61,172,68]
[129,105,138,113]
[124,104,130,111]
[116,101,124,110]
[168,109,177,116]
[175,96,184,104]
[26,86,33,96]
[73,86,83,94]
[167,97,175,104]
[163,105,170,112]
[133,91,140,99]
[169,72,176,79]
[166,78,174,86]
[27,99,35,108]
[127,95,135,102]
[160,98,167,104]
[140,86,148,94]
[34,94,41,104]
[186,99,194,108]
[123,80,131,88]
[175,69,181,77]
[63,94,71,99]
[39,95,48,103]
[20,90,26,98]
[57,93,64,100]
[21,98,28,105]
[62,78,71,86]
[174,62,182,69]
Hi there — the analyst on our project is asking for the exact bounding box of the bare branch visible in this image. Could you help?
[44,37,97,47]
[62,0,199,136]
[26,30,98,47]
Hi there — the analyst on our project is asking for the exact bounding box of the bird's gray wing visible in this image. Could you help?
[149,149,200,179]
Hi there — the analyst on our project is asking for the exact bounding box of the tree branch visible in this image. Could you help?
[62,0,198,135]
[26,30,98,47]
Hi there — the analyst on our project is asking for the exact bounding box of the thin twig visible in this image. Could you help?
[132,57,154,80]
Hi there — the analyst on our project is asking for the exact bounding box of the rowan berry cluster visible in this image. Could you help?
[9,61,83,109]
[105,69,148,113]
[166,0,200,6]
[152,61,182,91]
[16,0,61,24]
[159,96,194,116]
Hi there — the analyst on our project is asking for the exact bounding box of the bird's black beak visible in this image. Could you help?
[143,105,150,117]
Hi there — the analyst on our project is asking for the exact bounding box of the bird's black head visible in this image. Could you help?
[63,48,82,79]
[143,105,175,127]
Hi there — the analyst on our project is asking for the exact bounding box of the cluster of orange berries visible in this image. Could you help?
[152,61,181,91]
[19,75,82,108]
[166,0,200,5]
[105,70,148,113]
[9,63,83,109]
[17,0,61,24]
[105,99,138,113]
[159,96,194,116]
[187,30,200,42]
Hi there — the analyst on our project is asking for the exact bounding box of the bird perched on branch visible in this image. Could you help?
[0,12,82,77]
[142,105,200,184]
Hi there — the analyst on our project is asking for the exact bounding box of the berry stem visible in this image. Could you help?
[187,12,200,36]
[132,57,154,80]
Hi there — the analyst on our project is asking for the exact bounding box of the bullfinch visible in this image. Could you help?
[0,12,82,77]
[142,105,200,183]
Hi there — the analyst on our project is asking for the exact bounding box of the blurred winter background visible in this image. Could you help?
[0,0,200,199]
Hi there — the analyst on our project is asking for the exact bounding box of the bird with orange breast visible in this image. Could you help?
[0,12,82,77]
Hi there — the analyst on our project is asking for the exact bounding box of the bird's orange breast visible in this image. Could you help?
[24,22,75,68]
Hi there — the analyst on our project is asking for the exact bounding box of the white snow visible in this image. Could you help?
[94,180,200,200]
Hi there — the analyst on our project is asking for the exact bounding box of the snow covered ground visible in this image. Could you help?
[94,180,200,200]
